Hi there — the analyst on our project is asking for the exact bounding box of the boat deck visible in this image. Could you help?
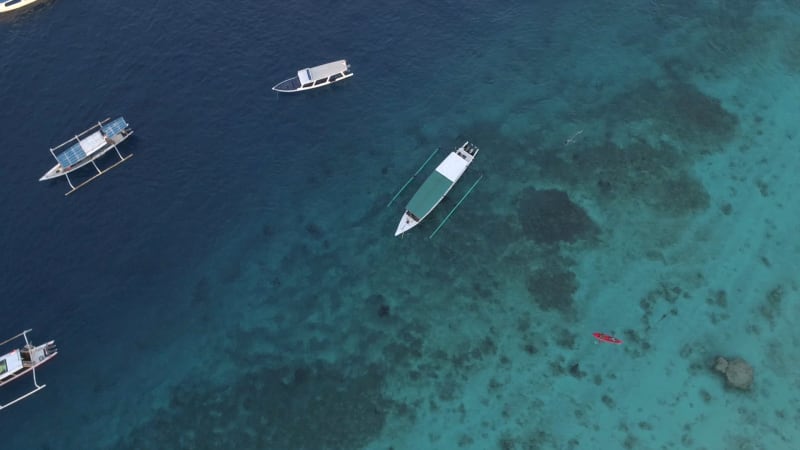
[273,77,301,92]
[403,142,478,223]
[53,117,129,169]
[406,171,452,219]
[0,330,58,410]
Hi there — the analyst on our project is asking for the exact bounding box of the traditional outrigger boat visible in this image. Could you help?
[0,329,57,410]
[0,0,42,14]
[272,59,353,93]
[394,142,479,236]
[39,117,133,195]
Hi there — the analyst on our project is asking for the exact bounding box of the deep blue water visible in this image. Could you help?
[2,0,799,449]
[0,1,539,447]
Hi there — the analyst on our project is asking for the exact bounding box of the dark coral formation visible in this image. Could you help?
[537,140,710,215]
[367,293,391,318]
[713,356,754,390]
[530,76,732,220]
[113,364,390,449]
[759,285,783,328]
[498,429,563,450]
[603,79,738,143]
[517,188,598,245]
[526,265,578,315]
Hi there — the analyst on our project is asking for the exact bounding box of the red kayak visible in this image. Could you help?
[592,332,622,344]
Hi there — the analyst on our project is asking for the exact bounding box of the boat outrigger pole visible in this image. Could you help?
[428,174,483,239]
[63,120,133,196]
[386,148,440,207]
[64,150,133,197]
[40,117,134,196]
[0,329,58,410]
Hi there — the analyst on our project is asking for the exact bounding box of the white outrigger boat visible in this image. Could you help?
[0,329,57,410]
[0,0,41,13]
[39,116,133,195]
[272,59,353,93]
[395,142,479,236]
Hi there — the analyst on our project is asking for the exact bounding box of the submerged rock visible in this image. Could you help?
[713,356,754,390]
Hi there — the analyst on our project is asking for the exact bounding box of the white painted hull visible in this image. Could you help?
[272,72,354,93]
[39,153,101,181]
[0,0,40,13]
[395,212,420,236]
[40,128,133,181]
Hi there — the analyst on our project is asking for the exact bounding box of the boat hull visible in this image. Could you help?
[272,72,353,93]
[394,142,478,236]
[39,129,133,181]
[40,157,95,181]
[0,0,40,13]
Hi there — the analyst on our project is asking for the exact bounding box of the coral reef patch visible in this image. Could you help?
[517,188,598,245]
[713,356,754,390]
[113,363,390,449]
[536,140,710,216]
[602,78,739,143]
[526,264,579,316]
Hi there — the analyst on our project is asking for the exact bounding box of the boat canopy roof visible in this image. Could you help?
[0,350,22,381]
[405,152,472,218]
[297,60,348,84]
[436,152,470,182]
[101,117,128,138]
[406,171,452,219]
[55,132,105,168]
[53,117,128,168]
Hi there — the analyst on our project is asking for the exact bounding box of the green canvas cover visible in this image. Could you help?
[406,171,452,218]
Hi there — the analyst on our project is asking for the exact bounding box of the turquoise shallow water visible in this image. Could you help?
[1,0,799,449]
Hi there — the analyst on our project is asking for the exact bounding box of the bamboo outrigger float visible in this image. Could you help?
[394,141,480,237]
[39,117,134,196]
[0,329,57,411]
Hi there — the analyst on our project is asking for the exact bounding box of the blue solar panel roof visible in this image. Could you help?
[55,142,87,168]
[101,117,128,137]
[52,117,129,168]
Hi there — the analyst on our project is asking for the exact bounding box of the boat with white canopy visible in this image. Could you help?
[272,59,353,93]
[0,329,57,410]
[39,117,134,195]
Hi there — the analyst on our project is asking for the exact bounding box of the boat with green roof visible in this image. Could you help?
[394,141,479,236]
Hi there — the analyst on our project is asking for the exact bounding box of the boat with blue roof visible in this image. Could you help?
[272,59,353,93]
[39,117,133,195]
